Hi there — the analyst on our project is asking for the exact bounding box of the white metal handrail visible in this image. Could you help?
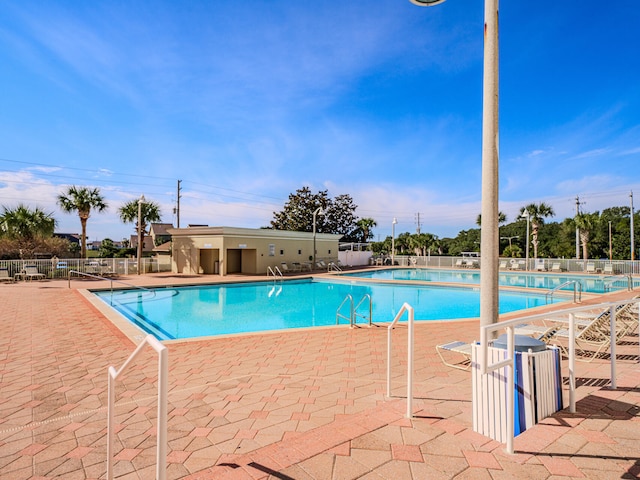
[68,270,157,297]
[107,335,168,480]
[354,294,372,326]
[336,294,354,325]
[386,303,415,418]
[603,274,634,292]
[478,297,640,455]
[545,280,582,304]
[328,262,342,272]
[267,266,283,282]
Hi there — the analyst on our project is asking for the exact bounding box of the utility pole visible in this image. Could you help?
[415,212,422,234]
[176,180,182,228]
[631,191,635,261]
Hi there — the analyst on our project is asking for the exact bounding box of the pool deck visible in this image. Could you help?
[0,273,638,479]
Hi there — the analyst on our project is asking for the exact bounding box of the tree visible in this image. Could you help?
[353,218,377,243]
[270,187,359,239]
[118,199,162,257]
[98,238,119,258]
[573,212,600,266]
[57,186,107,258]
[520,202,555,259]
[476,211,507,226]
[0,204,58,259]
[0,204,56,240]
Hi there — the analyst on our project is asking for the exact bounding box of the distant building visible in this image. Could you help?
[129,223,174,254]
[54,233,81,246]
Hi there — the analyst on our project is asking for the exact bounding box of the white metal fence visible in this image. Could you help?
[390,255,640,275]
[0,257,172,278]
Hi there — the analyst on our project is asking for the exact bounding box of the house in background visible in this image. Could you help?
[54,233,81,248]
[130,223,174,254]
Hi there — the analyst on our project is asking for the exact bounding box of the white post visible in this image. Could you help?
[631,191,635,261]
[312,207,323,266]
[391,218,397,266]
[406,304,415,418]
[609,305,617,390]
[569,313,576,413]
[137,195,145,275]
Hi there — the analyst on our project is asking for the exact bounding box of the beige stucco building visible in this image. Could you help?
[167,226,342,276]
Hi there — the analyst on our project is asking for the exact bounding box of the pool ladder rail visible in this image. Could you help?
[545,280,582,304]
[267,265,284,282]
[336,294,372,327]
[603,274,634,292]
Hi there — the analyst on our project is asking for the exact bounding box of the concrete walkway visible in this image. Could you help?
[0,274,638,479]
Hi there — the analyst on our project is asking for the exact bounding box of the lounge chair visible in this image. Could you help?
[280,262,290,274]
[516,305,632,362]
[551,262,562,272]
[499,260,508,270]
[436,340,475,370]
[291,262,302,272]
[454,259,464,268]
[586,262,596,274]
[603,264,615,275]
[0,268,15,283]
[23,265,45,281]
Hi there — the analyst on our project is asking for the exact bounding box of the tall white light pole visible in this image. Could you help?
[312,207,324,267]
[411,0,500,331]
[137,195,146,275]
[630,191,635,261]
[521,211,530,271]
[391,218,398,265]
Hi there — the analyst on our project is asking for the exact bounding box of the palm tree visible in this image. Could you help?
[476,211,507,227]
[57,186,107,258]
[520,202,555,259]
[355,217,377,243]
[0,204,56,240]
[118,198,162,259]
[574,212,600,267]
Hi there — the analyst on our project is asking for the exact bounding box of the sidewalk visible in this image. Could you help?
[0,276,638,479]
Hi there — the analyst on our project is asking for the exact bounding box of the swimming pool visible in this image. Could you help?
[93,278,564,340]
[341,268,638,294]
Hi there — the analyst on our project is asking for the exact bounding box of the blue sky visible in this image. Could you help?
[1,1,639,243]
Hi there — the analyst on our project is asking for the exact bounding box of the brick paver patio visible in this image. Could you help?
[0,273,638,479]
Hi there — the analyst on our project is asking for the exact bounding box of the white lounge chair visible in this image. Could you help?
[586,262,596,274]
[551,262,562,272]
[23,265,45,281]
[280,262,290,274]
[436,341,475,370]
[0,268,15,283]
[499,261,508,270]
[603,264,615,275]
[516,305,633,362]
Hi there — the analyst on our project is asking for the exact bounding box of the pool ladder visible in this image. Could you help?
[545,280,582,304]
[336,294,372,327]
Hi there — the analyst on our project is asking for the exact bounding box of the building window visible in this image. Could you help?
[298,249,302,255]
[280,249,284,255]
[268,244,275,256]
[328,249,331,254]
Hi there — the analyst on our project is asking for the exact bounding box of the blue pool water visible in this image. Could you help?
[94,278,564,340]
[341,268,637,294]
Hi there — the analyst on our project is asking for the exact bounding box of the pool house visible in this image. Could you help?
[167,226,342,276]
